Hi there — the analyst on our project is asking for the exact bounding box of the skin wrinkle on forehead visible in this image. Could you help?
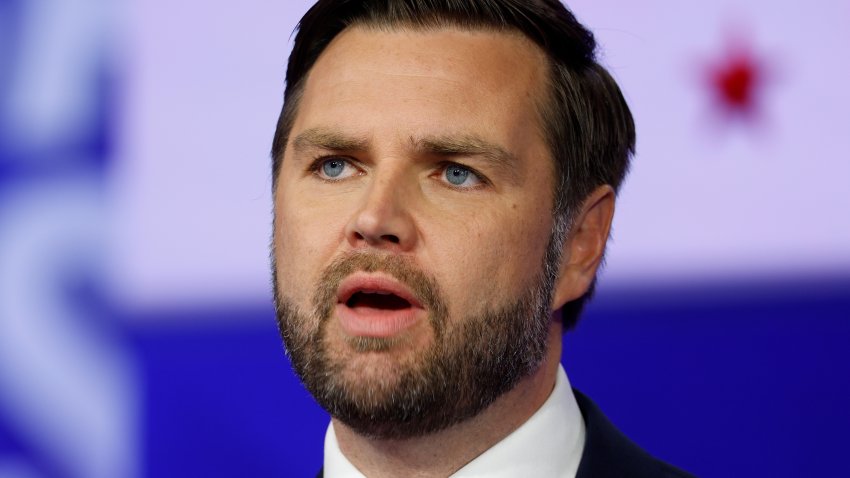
[314,65,519,118]
[349,69,468,85]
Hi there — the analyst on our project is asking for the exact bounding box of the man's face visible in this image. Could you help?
[273,26,562,437]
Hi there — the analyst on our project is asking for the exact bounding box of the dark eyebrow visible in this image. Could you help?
[292,127,370,154]
[291,128,523,183]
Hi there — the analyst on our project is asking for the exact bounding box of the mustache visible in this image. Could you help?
[311,251,448,323]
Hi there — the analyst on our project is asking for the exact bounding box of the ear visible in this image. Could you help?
[551,185,616,310]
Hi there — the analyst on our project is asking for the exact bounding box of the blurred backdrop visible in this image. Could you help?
[1,0,848,477]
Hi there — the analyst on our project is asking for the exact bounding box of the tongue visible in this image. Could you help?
[347,292,411,311]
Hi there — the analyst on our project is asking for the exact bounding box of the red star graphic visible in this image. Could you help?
[702,32,774,125]
[712,53,759,114]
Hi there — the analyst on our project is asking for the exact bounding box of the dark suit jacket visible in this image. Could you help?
[316,389,696,477]
[572,389,694,478]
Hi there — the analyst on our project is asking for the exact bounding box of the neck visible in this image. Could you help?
[333,322,563,478]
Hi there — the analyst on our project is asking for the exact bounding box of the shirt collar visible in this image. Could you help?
[323,365,586,478]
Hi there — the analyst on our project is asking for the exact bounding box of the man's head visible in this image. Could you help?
[271,0,634,439]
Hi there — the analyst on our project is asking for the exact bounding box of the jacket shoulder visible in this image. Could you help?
[574,389,697,478]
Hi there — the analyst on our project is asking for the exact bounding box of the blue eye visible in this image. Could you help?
[445,165,469,185]
[314,157,360,180]
[322,159,346,178]
[443,164,483,187]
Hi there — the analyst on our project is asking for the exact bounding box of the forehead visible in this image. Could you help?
[291,25,551,153]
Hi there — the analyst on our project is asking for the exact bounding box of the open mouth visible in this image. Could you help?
[346,290,413,311]
[337,274,423,312]
[335,274,425,337]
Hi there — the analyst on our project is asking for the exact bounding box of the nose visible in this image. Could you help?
[345,173,417,252]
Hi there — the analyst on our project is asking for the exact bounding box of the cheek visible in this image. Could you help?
[425,204,552,317]
[273,190,348,304]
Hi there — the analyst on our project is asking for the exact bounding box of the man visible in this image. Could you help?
[271,1,694,476]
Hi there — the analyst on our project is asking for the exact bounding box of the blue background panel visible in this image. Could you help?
[131,309,327,478]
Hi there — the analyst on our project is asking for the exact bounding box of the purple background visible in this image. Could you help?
[1,1,848,477]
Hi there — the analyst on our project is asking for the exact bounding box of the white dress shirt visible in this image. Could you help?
[324,365,586,478]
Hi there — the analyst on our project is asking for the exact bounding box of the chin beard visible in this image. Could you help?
[274,248,558,440]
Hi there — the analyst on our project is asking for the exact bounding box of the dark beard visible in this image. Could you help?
[274,247,557,440]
